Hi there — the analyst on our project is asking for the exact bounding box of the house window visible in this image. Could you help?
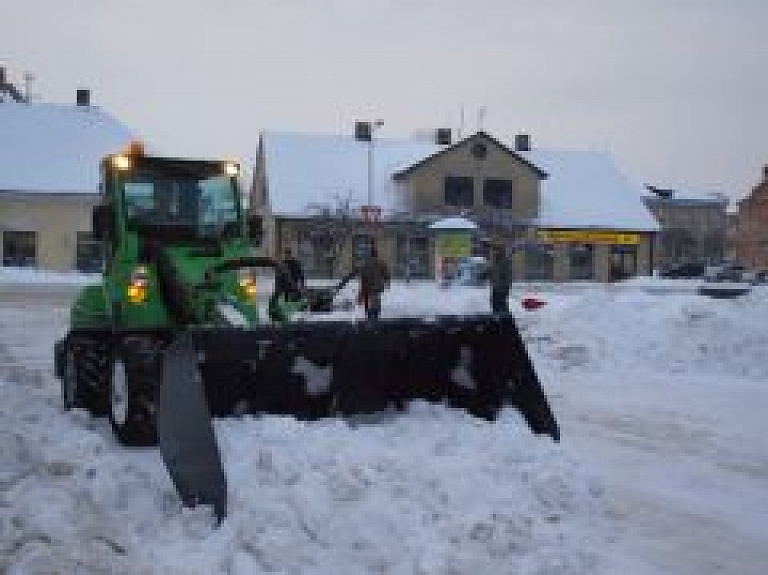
[569,243,594,280]
[76,232,103,273]
[483,178,514,209]
[444,176,474,207]
[2,230,37,267]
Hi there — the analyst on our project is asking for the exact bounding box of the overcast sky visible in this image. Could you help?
[2,0,766,202]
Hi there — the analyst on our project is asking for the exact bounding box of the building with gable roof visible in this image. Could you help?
[642,185,729,272]
[250,129,659,282]
[0,72,134,270]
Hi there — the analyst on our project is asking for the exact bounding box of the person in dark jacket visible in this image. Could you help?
[488,244,512,313]
[279,248,305,300]
[358,244,390,319]
[269,248,306,321]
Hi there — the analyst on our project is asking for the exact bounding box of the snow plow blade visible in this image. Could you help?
[156,335,227,522]
[190,313,559,439]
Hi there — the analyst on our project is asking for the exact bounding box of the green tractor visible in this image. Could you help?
[54,146,559,521]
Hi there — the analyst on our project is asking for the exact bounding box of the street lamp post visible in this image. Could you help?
[367,119,384,208]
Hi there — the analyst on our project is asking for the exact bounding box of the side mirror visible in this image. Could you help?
[92,204,115,241]
[247,214,264,246]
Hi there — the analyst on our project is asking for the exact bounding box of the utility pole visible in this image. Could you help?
[366,119,384,207]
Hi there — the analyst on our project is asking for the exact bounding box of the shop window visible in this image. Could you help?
[525,244,554,280]
[2,230,37,267]
[76,232,103,273]
[444,176,474,207]
[396,234,430,279]
[483,178,514,209]
[611,245,637,280]
[569,243,594,280]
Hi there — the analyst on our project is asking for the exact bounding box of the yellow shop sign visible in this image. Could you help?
[536,230,640,245]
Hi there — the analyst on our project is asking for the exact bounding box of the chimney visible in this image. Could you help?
[435,128,452,146]
[514,133,531,152]
[355,121,372,141]
[76,88,90,106]
[0,69,25,103]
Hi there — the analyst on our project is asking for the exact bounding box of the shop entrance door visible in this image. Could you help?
[611,245,637,280]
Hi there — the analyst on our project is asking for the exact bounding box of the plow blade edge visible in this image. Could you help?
[156,336,228,522]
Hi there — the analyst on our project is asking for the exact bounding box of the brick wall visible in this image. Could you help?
[729,167,768,269]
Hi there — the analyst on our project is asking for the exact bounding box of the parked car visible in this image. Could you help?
[742,270,768,285]
[660,261,707,279]
[451,256,489,286]
[704,263,746,282]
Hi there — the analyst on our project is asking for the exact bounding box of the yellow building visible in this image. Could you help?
[250,130,659,282]
[0,88,133,271]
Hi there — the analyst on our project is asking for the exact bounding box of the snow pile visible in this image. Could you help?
[525,288,768,381]
[2,271,768,574]
[0,266,100,286]
[0,381,608,575]
[0,289,610,575]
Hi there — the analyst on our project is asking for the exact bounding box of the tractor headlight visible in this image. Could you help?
[126,265,149,304]
[112,154,131,171]
[224,162,239,177]
[237,269,257,302]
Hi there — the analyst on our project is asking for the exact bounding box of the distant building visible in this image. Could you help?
[0,70,133,271]
[251,129,659,282]
[642,185,729,270]
[729,166,768,269]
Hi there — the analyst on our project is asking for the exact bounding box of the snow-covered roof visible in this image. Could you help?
[522,150,660,232]
[0,101,134,194]
[429,216,478,231]
[261,132,659,231]
[261,132,443,216]
[643,186,729,205]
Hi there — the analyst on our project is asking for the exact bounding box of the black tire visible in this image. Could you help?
[61,342,87,410]
[109,342,158,446]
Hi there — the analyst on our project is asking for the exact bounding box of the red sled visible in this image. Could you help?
[521,296,546,311]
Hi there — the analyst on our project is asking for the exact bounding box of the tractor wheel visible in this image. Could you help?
[61,343,86,410]
[109,349,157,446]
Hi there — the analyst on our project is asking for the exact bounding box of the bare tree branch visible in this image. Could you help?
[304,192,359,278]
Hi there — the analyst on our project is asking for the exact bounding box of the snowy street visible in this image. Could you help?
[1,273,767,574]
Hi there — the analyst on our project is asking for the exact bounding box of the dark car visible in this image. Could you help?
[704,263,746,282]
[660,261,707,279]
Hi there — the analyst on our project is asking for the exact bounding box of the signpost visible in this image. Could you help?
[361,205,382,223]
[429,217,477,285]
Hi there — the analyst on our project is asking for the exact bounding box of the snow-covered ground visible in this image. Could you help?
[1,269,767,574]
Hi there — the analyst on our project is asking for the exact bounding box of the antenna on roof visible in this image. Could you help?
[458,103,465,140]
[476,106,486,133]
